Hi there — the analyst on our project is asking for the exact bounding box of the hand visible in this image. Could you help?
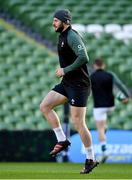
[56,68,65,77]
[121,98,129,104]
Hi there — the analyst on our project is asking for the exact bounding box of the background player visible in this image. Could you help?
[90,58,130,163]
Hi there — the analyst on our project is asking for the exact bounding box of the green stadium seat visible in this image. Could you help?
[98,0,114,7]
[25,116,40,124]
[27,0,43,7]
[0,26,5,33]
[11,96,26,106]
[0,110,11,119]
[0,122,13,130]
[119,63,131,74]
[16,122,35,130]
[123,121,132,130]
[86,118,95,130]
[4,116,19,124]
[37,121,50,130]
[11,38,26,46]
[28,12,44,23]
[17,5,36,18]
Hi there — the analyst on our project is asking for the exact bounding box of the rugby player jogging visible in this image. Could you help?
[40,9,99,174]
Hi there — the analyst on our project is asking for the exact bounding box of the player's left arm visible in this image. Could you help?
[63,31,89,74]
[111,72,130,103]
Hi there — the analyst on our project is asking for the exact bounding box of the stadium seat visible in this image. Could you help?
[123,24,132,33]
[123,121,132,130]
[113,31,132,44]
[37,121,50,130]
[86,24,104,37]
[15,122,35,130]
[0,122,12,130]
[104,24,122,34]
[72,24,86,34]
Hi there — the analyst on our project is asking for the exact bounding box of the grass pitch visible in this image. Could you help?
[0,162,131,179]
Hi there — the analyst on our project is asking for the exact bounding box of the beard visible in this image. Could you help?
[55,22,64,33]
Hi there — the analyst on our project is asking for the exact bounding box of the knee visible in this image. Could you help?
[39,101,51,114]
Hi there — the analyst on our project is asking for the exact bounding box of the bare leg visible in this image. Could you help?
[40,90,71,155]
[70,106,92,147]
[96,120,108,163]
[70,106,95,161]
[96,120,107,142]
[40,90,68,129]
[70,106,99,174]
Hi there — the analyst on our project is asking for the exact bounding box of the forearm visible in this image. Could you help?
[64,55,88,74]
[113,75,130,97]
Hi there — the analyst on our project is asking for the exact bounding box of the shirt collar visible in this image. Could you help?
[61,25,71,35]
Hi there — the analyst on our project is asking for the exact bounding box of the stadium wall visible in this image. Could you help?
[0,130,56,162]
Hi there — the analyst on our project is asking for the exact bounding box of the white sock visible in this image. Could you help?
[53,127,66,142]
[85,146,95,160]
[100,140,106,146]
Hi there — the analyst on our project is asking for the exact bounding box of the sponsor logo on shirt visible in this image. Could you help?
[61,41,64,47]
[78,44,84,51]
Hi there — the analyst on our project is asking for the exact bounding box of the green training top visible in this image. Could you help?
[58,26,90,87]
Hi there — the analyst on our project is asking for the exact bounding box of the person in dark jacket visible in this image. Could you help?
[90,58,130,163]
[40,9,98,174]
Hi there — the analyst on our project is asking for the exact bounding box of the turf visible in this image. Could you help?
[0,162,131,179]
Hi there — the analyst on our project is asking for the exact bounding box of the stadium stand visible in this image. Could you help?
[0,0,132,130]
[0,24,60,130]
